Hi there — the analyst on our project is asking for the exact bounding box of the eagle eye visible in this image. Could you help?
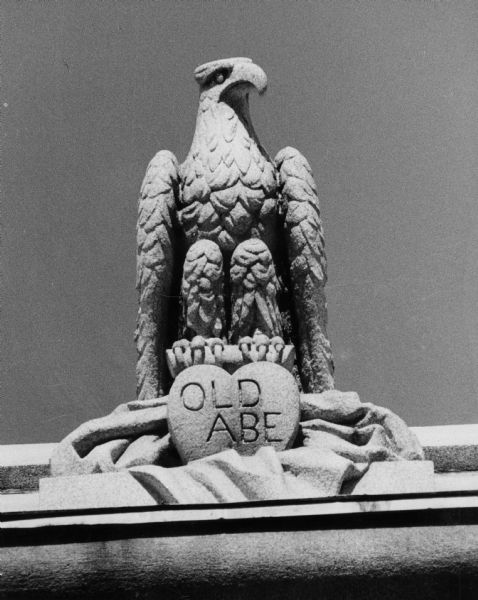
[202,66,232,88]
[213,68,230,85]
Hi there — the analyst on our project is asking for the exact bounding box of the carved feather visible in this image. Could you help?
[276,146,334,393]
[179,98,277,253]
[230,239,282,342]
[136,150,182,400]
[181,239,224,338]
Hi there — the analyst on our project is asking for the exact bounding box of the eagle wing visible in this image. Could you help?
[136,150,183,400]
[275,147,334,392]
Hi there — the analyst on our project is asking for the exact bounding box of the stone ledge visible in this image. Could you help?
[36,461,436,511]
[0,443,56,490]
[1,424,477,492]
[4,468,478,514]
[2,501,478,600]
[413,424,478,472]
[3,490,478,529]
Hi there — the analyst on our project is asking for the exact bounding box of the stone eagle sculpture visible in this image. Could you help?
[48,57,424,504]
[136,57,334,400]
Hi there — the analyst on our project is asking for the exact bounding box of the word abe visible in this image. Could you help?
[167,363,300,463]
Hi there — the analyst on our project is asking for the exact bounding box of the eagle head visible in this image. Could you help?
[194,57,267,104]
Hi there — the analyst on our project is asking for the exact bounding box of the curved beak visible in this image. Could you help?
[223,62,268,97]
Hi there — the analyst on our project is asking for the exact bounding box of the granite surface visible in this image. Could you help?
[168,363,300,462]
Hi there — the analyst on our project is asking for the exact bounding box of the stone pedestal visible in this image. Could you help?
[38,460,436,511]
[40,472,157,510]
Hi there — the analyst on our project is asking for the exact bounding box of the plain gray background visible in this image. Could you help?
[1,1,477,443]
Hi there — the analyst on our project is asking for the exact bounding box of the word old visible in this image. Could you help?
[167,363,300,463]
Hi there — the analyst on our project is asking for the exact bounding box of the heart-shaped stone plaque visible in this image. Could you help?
[168,362,300,463]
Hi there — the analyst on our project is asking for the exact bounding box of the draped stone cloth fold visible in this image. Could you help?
[50,390,424,503]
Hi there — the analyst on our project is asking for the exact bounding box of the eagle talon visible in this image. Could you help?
[172,339,193,370]
[207,337,225,364]
[247,333,286,363]
[270,336,285,348]
[191,335,207,364]
[268,336,285,363]
[173,339,190,350]
[238,336,253,362]
[253,333,269,361]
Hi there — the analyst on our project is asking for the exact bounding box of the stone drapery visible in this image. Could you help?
[50,390,423,503]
